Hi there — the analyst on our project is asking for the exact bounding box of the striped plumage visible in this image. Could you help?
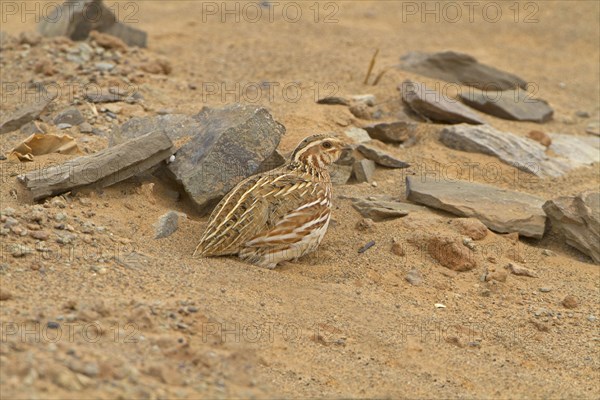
[193,134,346,269]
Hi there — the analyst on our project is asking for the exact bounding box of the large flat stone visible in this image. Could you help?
[167,104,285,213]
[543,192,600,263]
[406,176,547,238]
[460,89,553,123]
[439,124,571,178]
[0,96,54,134]
[548,133,600,168]
[400,80,486,125]
[398,51,527,91]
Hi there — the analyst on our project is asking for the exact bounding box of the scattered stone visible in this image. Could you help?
[427,234,477,271]
[505,262,537,277]
[317,94,376,107]
[351,198,413,221]
[19,131,174,201]
[115,114,202,145]
[363,121,418,143]
[30,230,49,241]
[587,315,596,322]
[440,124,571,178]
[398,51,527,90]
[358,240,376,253]
[344,127,371,143]
[485,268,507,282]
[89,30,127,51]
[316,96,350,106]
[575,111,590,118]
[102,104,122,114]
[460,89,553,123]
[530,319,550,332]
[561,295,578,309]
[391,238,405,257]
[548,133,600,169]
[95,62,115,71]
[352,159,376,183]
[543,191,600,263]
[19,31,42,46]
[405,268,422,286]
[79,122,93,133]
[586,121,599,136]
[528,130,552,147]
[450,218,488,240]
[355,218,375,231]
[0,95,55,134]
[0,288,13,301]
[539,287,552,293]
[54,107,84,126]
[38,0,147,47]
[542,249,556,257]
[406,176,547,238]
[57,123,72,130]
[329,163,353,185]
[141,58,172,75]
[357,143,409,168]
[12,245,33,257]
[400,80,486,125]
[349,103,380,120]
[84,87,130,103]
[20,121,47,135]
[154,211,179,239]
[167,105,285,213]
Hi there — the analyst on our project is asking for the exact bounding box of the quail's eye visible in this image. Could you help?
[322,141,332,149]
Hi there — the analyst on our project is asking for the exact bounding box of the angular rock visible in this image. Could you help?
[329,163,352,185]
[255,150,286,174]
[363,121,418,143]
[20,121,47,135]
[54,107,84,126]
[427,234,477,271]
[353,159,376,183]
[167,105,285,213]
[450,218,488,240]
[406,176,547,238]
[84,87,130,103]
[548,133,600,169]
[505,262,537,277]
[115,114,202,146]
[543,192,600,263]
[38,0,147,47]
[528,130,551,147]
[398,51,527,90]
[350,197,418,221]
[405,268,422,286]
[344,127,371,143]
[439,124,570,178]
[460,89,553,123]
[357,144,409,168]
[0,96,55,134]
[154,211,179,239]
[400,80,486,125]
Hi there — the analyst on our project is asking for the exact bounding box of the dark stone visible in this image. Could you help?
[398,51,527,91]
[0,95,55,134]
[54,107,85,126]
[352,159,376,183]
[116,114,201,145]
[363,121,418,143]
[357,144,410,168]
[460,89,553,123]
[167,104,285,213]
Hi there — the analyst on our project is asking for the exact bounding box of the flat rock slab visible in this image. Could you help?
[353,159,376,183]
[363,121,418,143]
[406,176,547,238]
[357,144,410,168]
[167,104,285,213]
[329,163,353,185]
[400,80,486,125]
[116,114,202,145]
[19,131,174,201]
[440,124,571,178]
[548,133,600,168]
[398,51,527,91]
[350,197,417,221]
[460,89,553,123]
[0,96,54,134]
[154,211,179,239]
[543,192,600,263]
[38,0,147,47]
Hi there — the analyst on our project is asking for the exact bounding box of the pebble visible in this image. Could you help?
[0,289,13,301]
[79,122,93,133]
[575,110,590,118]
[47,321,60,329]
[539,287,551,293]
[542,249,556,256]
[588,315,597,322]
[57,123,72,130]
[1,208,16,217]
[29,230,49,241]
[561,295,578,309]
[54,213,67,222]
[405,268,422,286]
[355,218,375,231]
[95,62,115,71]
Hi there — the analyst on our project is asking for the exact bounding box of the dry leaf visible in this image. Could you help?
[9,133,82,161]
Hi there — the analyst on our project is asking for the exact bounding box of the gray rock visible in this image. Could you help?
[405,268,422,286]
[0,95,55,134]
[344,127,371,143]
[154,211,179,239]
[351,197,415,221]
[353,159,376,183]
[19,31,42,46]
[406,176,547,238]
[363,121,418,143]
[79,122,93,133]
[548,133,600,168]
[460,89,553,123]
[84,87,129,103]
[55,107,81,126]
[116,114,202,145]
[20,121,47,135]
[543,192,599,263]
[57,123,72,130]
[357,144,410,168]
[95,62,115,71]
[329,163,352,185]
[37,0,147,47]
[400,80,486,125]
[398,51,527,91]
[575,111,590,118]
[439,124,572,178]
[167,104,285,213]
[586,121,600,136]
[255,150,286,174]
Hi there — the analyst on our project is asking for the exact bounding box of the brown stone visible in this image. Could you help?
[450,218,488,240]
[528,130,552,147]
[427,234,477,271]
[561,295,579,309]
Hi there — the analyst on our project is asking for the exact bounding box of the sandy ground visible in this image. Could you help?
[1,1,599,398]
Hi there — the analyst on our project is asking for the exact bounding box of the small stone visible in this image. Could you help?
[57,123,72,130]
[539,287,551,293]
[54,213,67,222]
[19,31,42,46]
[355,218,375,231]
[405,268,422,286]
[54,107,84,126]
[588,315,597,322]
[79,122,93,133]
[20,121,47,134]
[450,218,488,240]
[528,130,552,147]
[486,269,507,282]
[47,321,60,329]
[102,104,122,114]
[12,245,33,257]
[0,289,13,301]
[542,249,556,257]
[154,211,179,239]
[575,111,590,118]
[352,159,376,183]
[561,295,578,309]
[357,144,410,168]
[505,262,537,277]
[586,121,600,136]
[344,127,371,143]
[391,239,405,257]
[30,230,49,241]
[95,62,115,71]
